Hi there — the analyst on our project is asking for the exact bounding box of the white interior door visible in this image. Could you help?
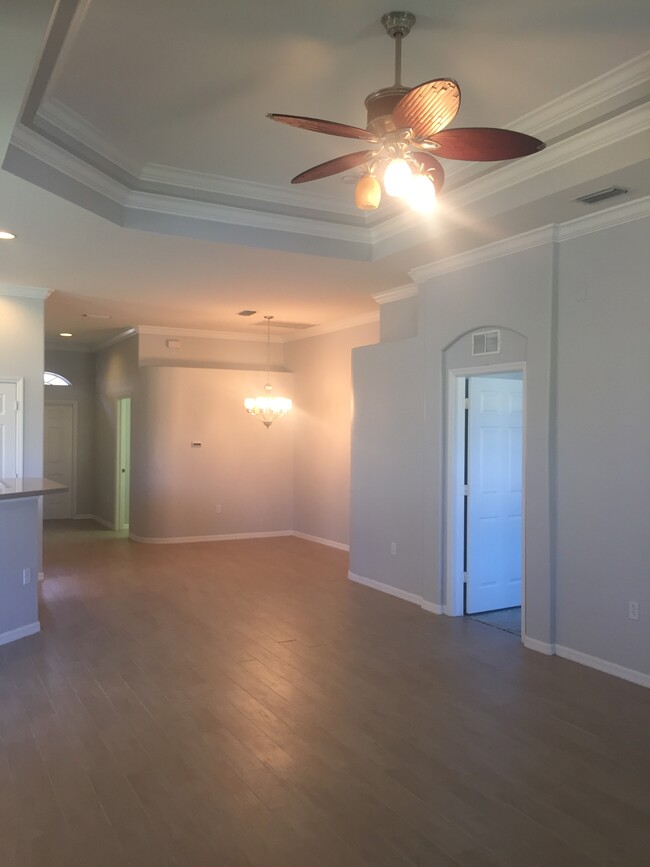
[466,374,523,614]
[44,403,74,519]
[0,381,18,478]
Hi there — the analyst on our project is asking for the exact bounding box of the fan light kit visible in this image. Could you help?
[268,11,545,214]
[244,316,292,428]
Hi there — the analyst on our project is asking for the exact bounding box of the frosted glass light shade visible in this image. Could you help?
[244,392,292,428]
[383,158,412,197]
[355,175,381,210]
[405,174,437,213]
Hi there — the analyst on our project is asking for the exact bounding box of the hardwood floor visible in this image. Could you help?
[1,520,648,866]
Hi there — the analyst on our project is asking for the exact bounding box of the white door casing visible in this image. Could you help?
[115,396,131,530]
[0,379,23,478]
[466,374,523,614]
[43,402,76,519]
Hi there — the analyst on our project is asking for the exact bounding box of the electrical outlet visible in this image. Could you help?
[22,568,31,585]
[628,601,639,621]
[390,542,396,556]
[216,504,222,514]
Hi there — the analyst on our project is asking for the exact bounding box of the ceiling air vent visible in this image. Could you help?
[238,310,257,316]
[472,329,500,356]
[575,186,628,205]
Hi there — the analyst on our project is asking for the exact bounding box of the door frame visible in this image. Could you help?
[445,363,527,636]
[0,377,24,478]
[115,395,131,531]
[44,399,78,518]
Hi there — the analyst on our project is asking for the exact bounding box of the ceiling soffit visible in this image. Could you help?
[5,0,650,261]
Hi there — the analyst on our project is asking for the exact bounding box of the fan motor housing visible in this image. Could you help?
[365,86,410,135]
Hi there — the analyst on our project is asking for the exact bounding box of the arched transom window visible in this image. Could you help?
[44,372,71,386]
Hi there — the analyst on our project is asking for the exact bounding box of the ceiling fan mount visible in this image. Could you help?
[267,11,545,213]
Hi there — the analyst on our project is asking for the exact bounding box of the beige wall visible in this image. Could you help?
[138,331,285,370]
[285,321,379,547]
[130,366,293,540]
[84,322,377,546]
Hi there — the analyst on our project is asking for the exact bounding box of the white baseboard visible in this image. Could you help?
[421,599,445,614]
[75,514,115,529]
[555,644,649,689]
[348,571,444,614]
[523,636,648,687]
[129,530,293,544]
[522,636,556,655]
[292,531,349,551]
[0,621,40,647]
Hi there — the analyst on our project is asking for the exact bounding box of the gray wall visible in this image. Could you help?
[285,321,379,547]
[350,337,425,594]
[0,289,46,640]
[95,337,139,526]
[44,349,96,515]
[350,215,650,679]
[0,294,45,477]
[555,216,650,672]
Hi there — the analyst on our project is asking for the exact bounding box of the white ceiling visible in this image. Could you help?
[1,0,649,347]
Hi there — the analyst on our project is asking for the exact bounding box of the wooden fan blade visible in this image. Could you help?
[431,128,545,161]
[291,150,374,184]
[393,79,461,138]
[412,153,445,194]
[267,113,378,142]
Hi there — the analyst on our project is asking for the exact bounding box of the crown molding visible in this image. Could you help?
[96,328,137,350]
[0,284,52,300]
[136,325,278,343]
[140,163,362,219]
[126,190,371,243]
[36,97,144,178]
[37,99,363,220]
[135,313,380,345]
[410,194,650,283]
[409,226,557,283]
[372,284,418,305]
[507,50,650,138]
[282,311,379,342]
[11,125,374,245]
[10,124,130,206]
[447,102,650,212]
[557,194,650,241]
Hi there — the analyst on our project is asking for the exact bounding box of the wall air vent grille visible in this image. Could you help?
[575,186,628,205]
[472,329,500,356]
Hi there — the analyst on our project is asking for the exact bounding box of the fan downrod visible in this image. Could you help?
[365,11,416,135]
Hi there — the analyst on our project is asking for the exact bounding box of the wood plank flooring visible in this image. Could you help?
[1,520,648,866]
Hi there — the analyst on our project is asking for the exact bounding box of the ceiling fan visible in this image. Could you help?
[268,11,545,214]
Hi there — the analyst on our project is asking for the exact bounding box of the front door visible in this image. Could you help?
[466,374,523,614]
[44,403,74,519]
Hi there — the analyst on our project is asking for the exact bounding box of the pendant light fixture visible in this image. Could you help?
[244,316,292,428]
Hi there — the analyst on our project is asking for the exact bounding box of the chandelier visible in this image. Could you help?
[243,315,292,428]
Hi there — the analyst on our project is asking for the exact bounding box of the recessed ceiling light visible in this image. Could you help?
[60,332,73,338]
[0,230,16,240]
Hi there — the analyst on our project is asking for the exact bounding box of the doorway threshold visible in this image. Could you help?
[468,607,521,635]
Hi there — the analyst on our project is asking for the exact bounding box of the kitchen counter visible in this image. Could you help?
[0,477,67,500]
